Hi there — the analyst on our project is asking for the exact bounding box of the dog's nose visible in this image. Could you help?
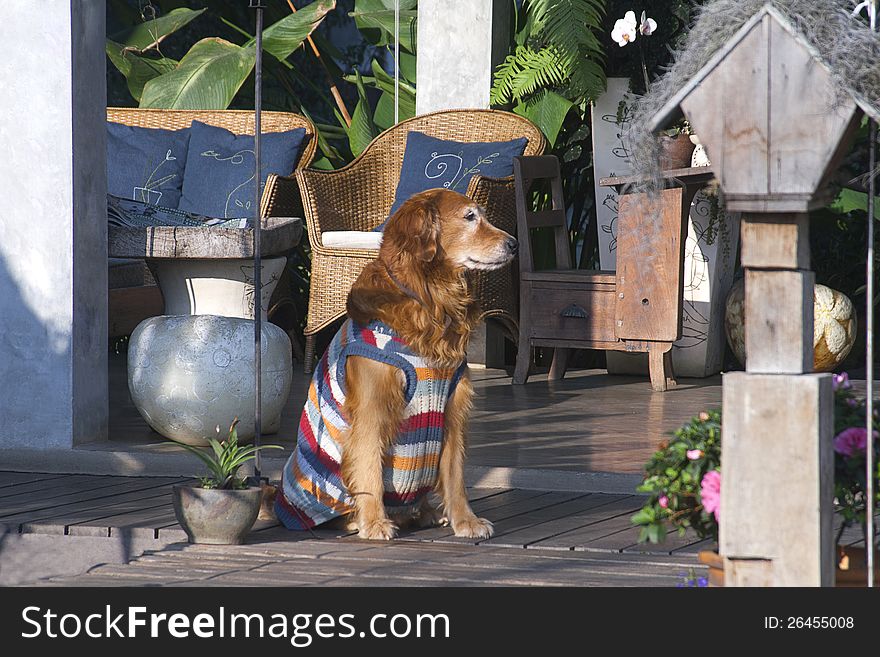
[505,237,518,255]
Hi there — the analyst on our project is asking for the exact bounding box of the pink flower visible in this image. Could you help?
[658,495,669,509]
[832,372,851,392]
[700,470,721,522]
[834,427,868,457]
[686,449,703,460]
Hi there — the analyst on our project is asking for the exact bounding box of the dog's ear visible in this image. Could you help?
[383,194,440,263]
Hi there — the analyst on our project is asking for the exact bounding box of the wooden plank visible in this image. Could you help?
[527,498,648,550]
[739,213,810,270]
[480,494,632,547]
[1,477,184,527]
[614,188,685,342]
[32,487,179,535]
[522,270,616,285]
[610,525,704,554]
[479,495,637,548]
[408,492,586,545]
[681,14,770,198]
[744,269,813,373]
[524,209,566,229]
[599,167,715,189]
[767,15,859,197]
[722,372,835,586]
[441,493,594,546]
[0,472,69,489]
[0,475,125,506]
[108,217,302,259]
[392,490,558,542]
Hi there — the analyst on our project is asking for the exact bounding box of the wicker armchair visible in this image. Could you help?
[106,108,317,342]
[297,108,547,372]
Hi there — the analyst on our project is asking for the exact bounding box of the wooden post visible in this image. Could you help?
[721,215,834,586]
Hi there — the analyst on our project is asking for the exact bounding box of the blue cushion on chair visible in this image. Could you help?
[177,120,306,219]
[106,122,190,207]
[378,131,528,230]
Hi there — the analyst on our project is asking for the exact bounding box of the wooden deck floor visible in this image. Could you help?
[0,471,711,587]
[108,352,723,476]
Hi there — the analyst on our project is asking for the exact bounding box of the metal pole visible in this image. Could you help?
[394,0,399,124]
[866,0,878,590]
[251,0,265,482]
[868,119,876,588]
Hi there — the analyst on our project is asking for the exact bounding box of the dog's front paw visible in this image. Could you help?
[452,515,494,539]
[417,505,449,528]
[358,517,398,540]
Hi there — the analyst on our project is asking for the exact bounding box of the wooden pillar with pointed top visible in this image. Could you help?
[646,6,875,585]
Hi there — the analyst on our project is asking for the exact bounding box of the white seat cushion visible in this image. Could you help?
[321,231,383,250]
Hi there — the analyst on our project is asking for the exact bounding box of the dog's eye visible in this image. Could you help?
[464,210,477,222]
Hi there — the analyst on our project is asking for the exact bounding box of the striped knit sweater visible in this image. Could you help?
[276,319,466,529]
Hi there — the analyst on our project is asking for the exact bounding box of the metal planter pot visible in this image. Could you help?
[172,484,263,545]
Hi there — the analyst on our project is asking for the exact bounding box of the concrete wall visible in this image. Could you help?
[0,1,107,449]
[416,0,510,113]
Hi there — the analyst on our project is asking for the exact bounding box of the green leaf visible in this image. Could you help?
[513,90,573,146]
[109,7,205,52]
[140,38,256,110]
[831,187,880,214]
[348,72,378,157]
[398,51,417,85]
[373,93,396,132]
[106,40,131,77]
[249,0,336,62]
[350,0,418,51]
[369,59,416,118]
[125,54,178,102]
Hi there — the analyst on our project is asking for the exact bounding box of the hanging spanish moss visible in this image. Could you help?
[622,0,880,192]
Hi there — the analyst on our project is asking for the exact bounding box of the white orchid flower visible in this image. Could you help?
[640,11,658,36]
[853,0,878,29]
[611,11,638,47]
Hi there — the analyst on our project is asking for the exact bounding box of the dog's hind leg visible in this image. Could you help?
[341,356,405,540]
[437,372,494,539]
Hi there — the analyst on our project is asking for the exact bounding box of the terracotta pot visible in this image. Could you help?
[172,484,262,545]
[659,134,696,170]
[836,545,880,587]
[698,550,725,587]
[699,546,880,586]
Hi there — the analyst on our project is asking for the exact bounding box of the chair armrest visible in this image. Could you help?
[467,174,517,234]
[262,173,305,219]
[297,159,394,246]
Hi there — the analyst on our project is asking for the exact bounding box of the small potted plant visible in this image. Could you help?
[171,419,282,545]
[658,118,695,170]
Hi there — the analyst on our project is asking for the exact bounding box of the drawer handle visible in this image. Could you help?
[560,304,588,319]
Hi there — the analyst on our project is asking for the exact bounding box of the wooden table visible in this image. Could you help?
[597,167,715,390]
[108,217,303,320]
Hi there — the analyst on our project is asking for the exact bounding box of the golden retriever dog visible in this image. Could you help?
[275,189,517,540]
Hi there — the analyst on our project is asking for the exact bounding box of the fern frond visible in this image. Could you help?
[511,47,568,100]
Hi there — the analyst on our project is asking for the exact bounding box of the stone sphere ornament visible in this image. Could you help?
[813,284,857,371]
[128,315,292,445]
[724,280,857,372]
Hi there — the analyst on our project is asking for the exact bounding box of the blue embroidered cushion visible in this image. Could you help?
[106,122,190,207]
[378,131,528,230]
[177,120,306,219]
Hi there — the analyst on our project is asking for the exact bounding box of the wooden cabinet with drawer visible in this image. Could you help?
[512,156,713,391]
